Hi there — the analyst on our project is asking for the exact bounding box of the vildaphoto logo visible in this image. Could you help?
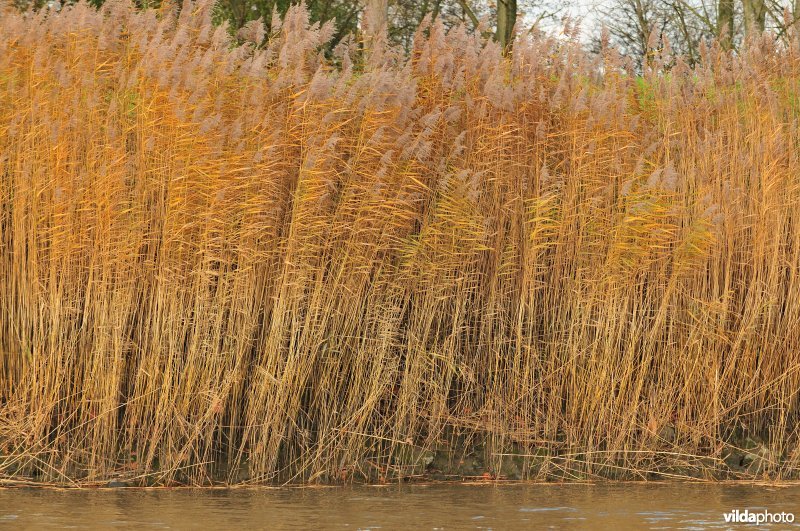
[723,509,795,524]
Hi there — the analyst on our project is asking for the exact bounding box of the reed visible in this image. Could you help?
[1,1,800,485]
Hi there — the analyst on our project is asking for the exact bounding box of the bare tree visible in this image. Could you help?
[601,0,667,62]
[601,0,800,62]
[452,0,561,51]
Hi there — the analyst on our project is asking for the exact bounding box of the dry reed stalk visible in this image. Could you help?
[1,1,800,485]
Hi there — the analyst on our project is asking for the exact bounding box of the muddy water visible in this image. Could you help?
[1,483,799,529]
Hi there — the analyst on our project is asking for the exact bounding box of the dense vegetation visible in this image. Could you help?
[1,0,800,485]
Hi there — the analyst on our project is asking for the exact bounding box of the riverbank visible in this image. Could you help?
[2,430,797,487]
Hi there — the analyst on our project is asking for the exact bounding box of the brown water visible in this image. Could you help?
[1,483,799,529]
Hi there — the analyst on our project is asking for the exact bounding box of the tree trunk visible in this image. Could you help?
[363,0,388,48]
[743,0,767,37]
[795,0,800,36]
[717,0,735,49]
[495,0,517,51]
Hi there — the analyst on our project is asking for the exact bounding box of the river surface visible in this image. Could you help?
[1,483,800,529]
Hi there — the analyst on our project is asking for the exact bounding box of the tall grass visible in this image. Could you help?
[2,1,800,485]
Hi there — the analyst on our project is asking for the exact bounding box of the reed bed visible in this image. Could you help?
[2,1,800,485]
